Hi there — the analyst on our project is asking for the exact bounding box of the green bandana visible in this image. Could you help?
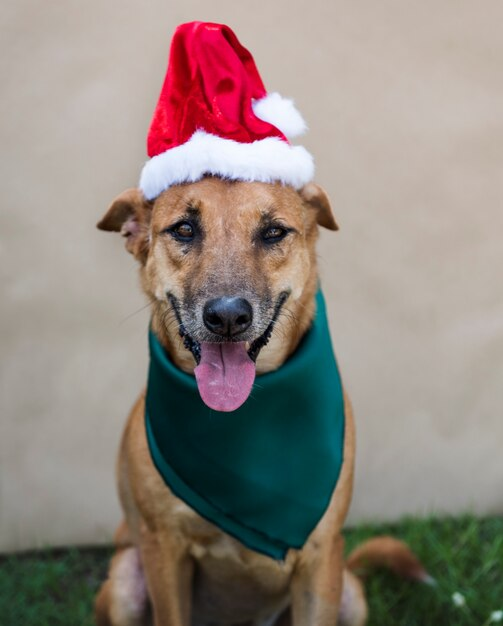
[145,291,345,560]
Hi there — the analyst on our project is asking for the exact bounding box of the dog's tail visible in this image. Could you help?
[337,538,432,626]
[346,536,434,585]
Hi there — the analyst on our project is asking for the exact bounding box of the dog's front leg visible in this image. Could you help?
[290,534,344,626]
[140,526,194,626]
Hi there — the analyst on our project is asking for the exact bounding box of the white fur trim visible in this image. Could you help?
[139,130,314,200]
[252,92,307,138]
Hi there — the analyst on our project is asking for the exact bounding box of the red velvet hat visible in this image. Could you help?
[139,22,314,200]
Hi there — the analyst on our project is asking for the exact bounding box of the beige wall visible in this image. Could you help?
[1,0,502,552]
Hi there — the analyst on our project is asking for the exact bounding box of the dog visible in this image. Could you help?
[94,177,428,626]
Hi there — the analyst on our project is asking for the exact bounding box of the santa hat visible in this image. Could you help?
[139,22,314,200]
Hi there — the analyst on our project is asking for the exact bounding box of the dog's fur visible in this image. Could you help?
[95,178,425,626]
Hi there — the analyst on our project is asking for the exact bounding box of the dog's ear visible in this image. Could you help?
[97,188,152,261]
[300,183,339,231]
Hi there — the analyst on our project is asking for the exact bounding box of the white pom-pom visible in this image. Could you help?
[252,92,307,138]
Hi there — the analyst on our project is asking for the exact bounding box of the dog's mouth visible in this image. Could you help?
[167,292,288,412]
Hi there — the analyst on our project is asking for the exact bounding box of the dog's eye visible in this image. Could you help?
[261,226,289,244]
[167,221,195,242]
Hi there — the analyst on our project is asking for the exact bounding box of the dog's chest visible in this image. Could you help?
[175,499,294,573]
[174,500,294,622]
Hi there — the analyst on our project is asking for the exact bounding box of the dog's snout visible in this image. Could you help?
[203,297,253,337]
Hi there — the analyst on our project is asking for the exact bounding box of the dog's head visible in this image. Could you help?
[98,177,337,411]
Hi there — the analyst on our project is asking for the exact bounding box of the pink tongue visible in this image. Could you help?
[194,342,256,412]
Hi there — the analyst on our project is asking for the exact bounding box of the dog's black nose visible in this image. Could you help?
[203,297,253,337]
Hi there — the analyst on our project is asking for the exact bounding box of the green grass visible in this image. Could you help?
[0,516,501,625]
[345,515,503,625]
[0,547,112,626]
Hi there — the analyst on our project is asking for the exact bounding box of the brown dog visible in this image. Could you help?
[94,177,426,626]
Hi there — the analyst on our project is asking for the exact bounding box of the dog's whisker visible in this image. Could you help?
[118,299,156,325]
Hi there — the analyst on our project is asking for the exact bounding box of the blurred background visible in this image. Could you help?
[1,0,502,553]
